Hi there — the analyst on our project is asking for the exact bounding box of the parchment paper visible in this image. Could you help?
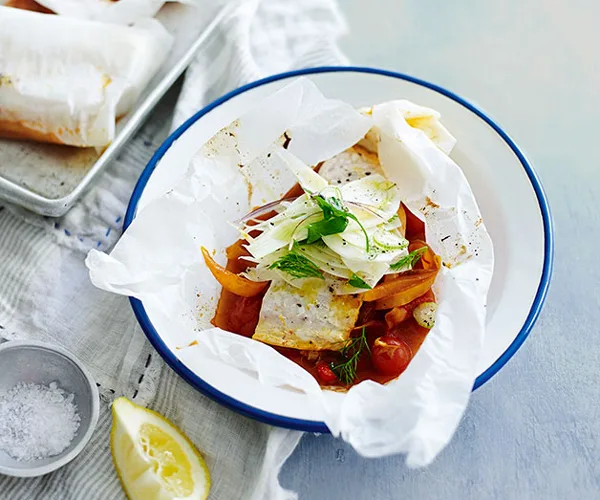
[0,6,173,147]
[34,0,206,25]
[86,77,494,467]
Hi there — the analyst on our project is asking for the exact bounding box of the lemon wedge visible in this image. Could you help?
[111,397,210,500]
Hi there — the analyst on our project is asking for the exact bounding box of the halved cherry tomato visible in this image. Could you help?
[316,361,338,385]
[371,336,412,376]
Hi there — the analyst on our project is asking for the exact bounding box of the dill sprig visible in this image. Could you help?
[269,246,324,279]
[331,327,370,385]
[389,247,427,271]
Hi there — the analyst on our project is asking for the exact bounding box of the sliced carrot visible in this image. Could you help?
[403,203,426,241]
[408,240,441,271]
[384,307,411,328]
[374,273,436,309]
[226,239,249,261]
[397,204,407,237]
[377,280,436,311]
[201,247,268,298]
[362,269,438,302]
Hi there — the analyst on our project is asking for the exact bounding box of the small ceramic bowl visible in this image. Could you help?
[0,340,99,477]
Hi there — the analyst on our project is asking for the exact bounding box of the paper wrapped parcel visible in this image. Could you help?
[86,77,494,466]
[33,0,206,25]
[0,6,173,147]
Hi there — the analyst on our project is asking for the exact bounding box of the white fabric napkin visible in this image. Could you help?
[0,1,347,498]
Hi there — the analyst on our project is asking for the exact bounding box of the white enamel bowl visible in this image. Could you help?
[124,67,553,432]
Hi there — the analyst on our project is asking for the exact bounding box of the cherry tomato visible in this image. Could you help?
[371,336,412,376]
[316,361,338,385]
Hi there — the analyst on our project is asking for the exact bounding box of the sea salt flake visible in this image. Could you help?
[0,382,81,461]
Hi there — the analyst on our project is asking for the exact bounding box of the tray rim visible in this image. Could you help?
[123,66,555,433]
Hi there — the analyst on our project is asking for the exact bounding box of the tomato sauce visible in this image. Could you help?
[211,188,437,389]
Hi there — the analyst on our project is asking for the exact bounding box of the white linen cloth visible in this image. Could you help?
[0,1,347,498]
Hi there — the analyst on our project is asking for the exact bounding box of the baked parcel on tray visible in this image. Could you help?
[0,5,172,147]
[202,106,453,388]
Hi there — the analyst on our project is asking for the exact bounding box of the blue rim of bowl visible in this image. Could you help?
[124,66,554,433]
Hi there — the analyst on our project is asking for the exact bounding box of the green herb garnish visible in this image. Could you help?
[306,193,370,251]
[306,216,349,243]
[389,247,427,271]
[313,193,347,218]
[331,327,370,385]
[348,274,372,289]
[346,212,370,252]
[269,247,324,279]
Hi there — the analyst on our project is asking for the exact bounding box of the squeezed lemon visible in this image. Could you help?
[111,397,210,500]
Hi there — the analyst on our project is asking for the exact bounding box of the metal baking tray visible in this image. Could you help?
[0,3,230,216]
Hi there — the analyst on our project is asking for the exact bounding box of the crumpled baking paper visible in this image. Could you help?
[86,77,494,466]
[0,6,172,147]
[33,0,220,25]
